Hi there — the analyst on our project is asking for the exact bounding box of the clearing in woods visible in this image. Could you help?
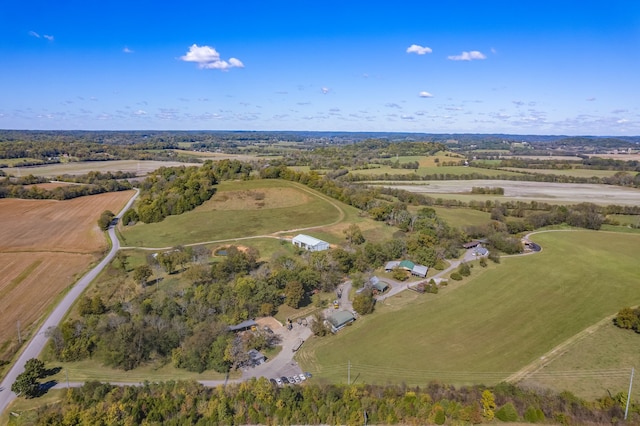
[0,191,135,365]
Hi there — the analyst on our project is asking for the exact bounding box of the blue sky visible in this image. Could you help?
[1,1,639,135]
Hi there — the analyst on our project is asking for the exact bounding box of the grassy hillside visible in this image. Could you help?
[299,230,640,390]
[119,180,343,247]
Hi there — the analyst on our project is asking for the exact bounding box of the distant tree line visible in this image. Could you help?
[27,379,637,425]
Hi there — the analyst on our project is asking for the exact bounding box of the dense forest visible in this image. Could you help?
[23,379,637,425]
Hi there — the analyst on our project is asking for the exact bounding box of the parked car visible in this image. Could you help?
[281,376,289,384]
[269,378,277,385]
[275,378,283,386]
[298,373,307,381]
[288,376,297,384]
[304,372,312,378]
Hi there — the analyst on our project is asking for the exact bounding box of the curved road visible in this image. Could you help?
[0,189,139,414]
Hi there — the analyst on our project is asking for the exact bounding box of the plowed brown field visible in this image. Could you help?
[0,191,134,362]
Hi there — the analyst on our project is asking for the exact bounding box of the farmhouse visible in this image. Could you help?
[385,259,428,278]
[292,234,330,252]
[326,310,356,333]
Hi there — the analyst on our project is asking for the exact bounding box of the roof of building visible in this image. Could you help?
[412,265,428,277]
[327,310,356,328]
[372,280,389,292]
[463,241,480,249]
[475,247,489,256]
[228,319,257,332]
[370,276,380,285]
[292,234,328,247]
[384,260,401,270]
[247,349,266,361]
[399,260,415,270]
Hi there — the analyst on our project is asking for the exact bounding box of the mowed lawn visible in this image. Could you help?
[299,230,640,387]
[119,179,343,247]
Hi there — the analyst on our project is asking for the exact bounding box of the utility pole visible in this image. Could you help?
[348,360,351,385]
[625,367,634,421]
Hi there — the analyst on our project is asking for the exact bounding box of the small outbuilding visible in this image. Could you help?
[463,241,481,249]
[228,319,258,332]
[326,310,356,333]
[247,349,266,365]
[474,246,489,256]
[369,276,389,293]
[411,265,428,278]
[292,234,330,252]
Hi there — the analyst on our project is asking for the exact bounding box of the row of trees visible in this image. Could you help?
[0,171,133,200]
[28,379,637,424]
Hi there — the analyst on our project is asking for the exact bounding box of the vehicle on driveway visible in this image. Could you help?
[275,377,283,386]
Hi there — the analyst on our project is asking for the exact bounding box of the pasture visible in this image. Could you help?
[429,206,491,228]
[298,230,640,394]
[119,180,344,248]
[380,180,640,206]
[522,322,640,401]
[0,191,134,366]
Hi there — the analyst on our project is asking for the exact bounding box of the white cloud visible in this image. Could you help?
[43,35,54,41]
[29,31,40,38]
[418,91,433,98]
[448,50,486,61]
[406,44,432,55]
[133,110,146,116]
[321,87,330,94]
[123,47,134,54]
[617,119,629,124]
[180,44,244,70]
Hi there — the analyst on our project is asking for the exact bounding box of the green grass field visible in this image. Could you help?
[298,230,640,389]
[119,180,343,247]
[522,321,640,401]
[501,167,621,178]
[429,206,491,228]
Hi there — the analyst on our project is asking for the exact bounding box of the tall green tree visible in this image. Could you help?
[284,280,305,308]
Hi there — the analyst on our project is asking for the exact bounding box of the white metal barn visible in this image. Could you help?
[292,234,330,252]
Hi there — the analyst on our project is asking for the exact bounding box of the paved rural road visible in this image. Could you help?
[0,189,139,415]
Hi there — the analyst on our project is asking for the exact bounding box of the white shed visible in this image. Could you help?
[292,234,330,252]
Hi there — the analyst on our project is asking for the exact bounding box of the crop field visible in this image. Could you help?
[0,191,134,364]
[119,180,344,248]
[298,231,640,393]
[350,164,523,178]
[500,167,621,178]
[4,160,200,178]
[380,180,640,206]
